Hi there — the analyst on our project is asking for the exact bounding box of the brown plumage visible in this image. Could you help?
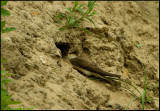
[69,56,121,78]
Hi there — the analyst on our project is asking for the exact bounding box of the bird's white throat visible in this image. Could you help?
[68,54,77,59]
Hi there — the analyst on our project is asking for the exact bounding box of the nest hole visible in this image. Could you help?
[55,42,70,58]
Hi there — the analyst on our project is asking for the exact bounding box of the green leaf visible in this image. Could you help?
[136,44,143,48]
[68,18,75,25]
[1,78,11,85]
[7,101,22,105]
[1,8,10,16]
[88,1,96,8]
[1,57,7,64]
[77,7,85,15]
[53,20,61,23]
[85,17,96,27]
[1,1,8,6]
[2,73,15,77]
[57,15,62,19]
[1,21,6,30]
[2,27,16,33]
[1,70,9,74]
[80,28,90,34]
[76,4,85,11]
[73,1,79,11]
[74,1,78,7]
[77,4,85,9]
[1,86,22,110]
[146,96,152,103]
[74,22,80,27]
[66,8,72,13]
[141,90,146,110]
[58,12,66,19]
[1,84,9,93]
[87,4,96,15]
[90,10,97,16]
[52,16,61,23]
[60,0,97,34]
[59,27,67,31]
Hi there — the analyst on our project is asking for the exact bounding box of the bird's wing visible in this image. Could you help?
[70,57,121,78]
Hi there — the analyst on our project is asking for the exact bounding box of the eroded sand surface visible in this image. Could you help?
[1,1,159,110]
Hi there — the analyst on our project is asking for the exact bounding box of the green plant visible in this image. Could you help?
[108,64,159,110]
[1,71,22,110]
[53,1,98,33]
[1,1,34,110]
[1,1,16,33]
[52,11,66,24]
[136,44,143,48]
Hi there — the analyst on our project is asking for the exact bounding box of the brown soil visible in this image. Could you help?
[1,1,159,110]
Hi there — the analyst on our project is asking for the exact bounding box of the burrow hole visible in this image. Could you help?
[55,42,70,58]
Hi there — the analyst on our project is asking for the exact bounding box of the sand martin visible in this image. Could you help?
[68,47,121,78]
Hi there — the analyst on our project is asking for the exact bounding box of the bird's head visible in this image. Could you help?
[68,47,82,59]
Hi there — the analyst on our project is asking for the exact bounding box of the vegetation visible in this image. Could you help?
[1,1,158,110]
[136,44,143,48]
[53,1,98,33]
[1,1,34,110]
[1,1,16,33]
[108,64,159,110]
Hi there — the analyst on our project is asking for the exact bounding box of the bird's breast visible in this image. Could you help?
[68,54,77,59]
[72,64,92,76]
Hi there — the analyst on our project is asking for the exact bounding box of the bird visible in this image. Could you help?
[68,47,121,79]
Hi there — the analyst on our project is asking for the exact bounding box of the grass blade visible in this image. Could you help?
[126,97,138,110]
[148,83,159,91]
[141,90,146,110]
[73,1,79,11]
[85,17,96,27]
[120,86,138,98]
[66,8,72,13]
[77,7,85,15]
[87,4,96,15]
[88,1,96,8]
[108,77,142,97]
[150,98,159,101]
[56,0,97,33]
[79,27,90,34]
[76,4,85,11]
[90,10,97,16]
[68,18,75,25]
[59,26,67,31]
